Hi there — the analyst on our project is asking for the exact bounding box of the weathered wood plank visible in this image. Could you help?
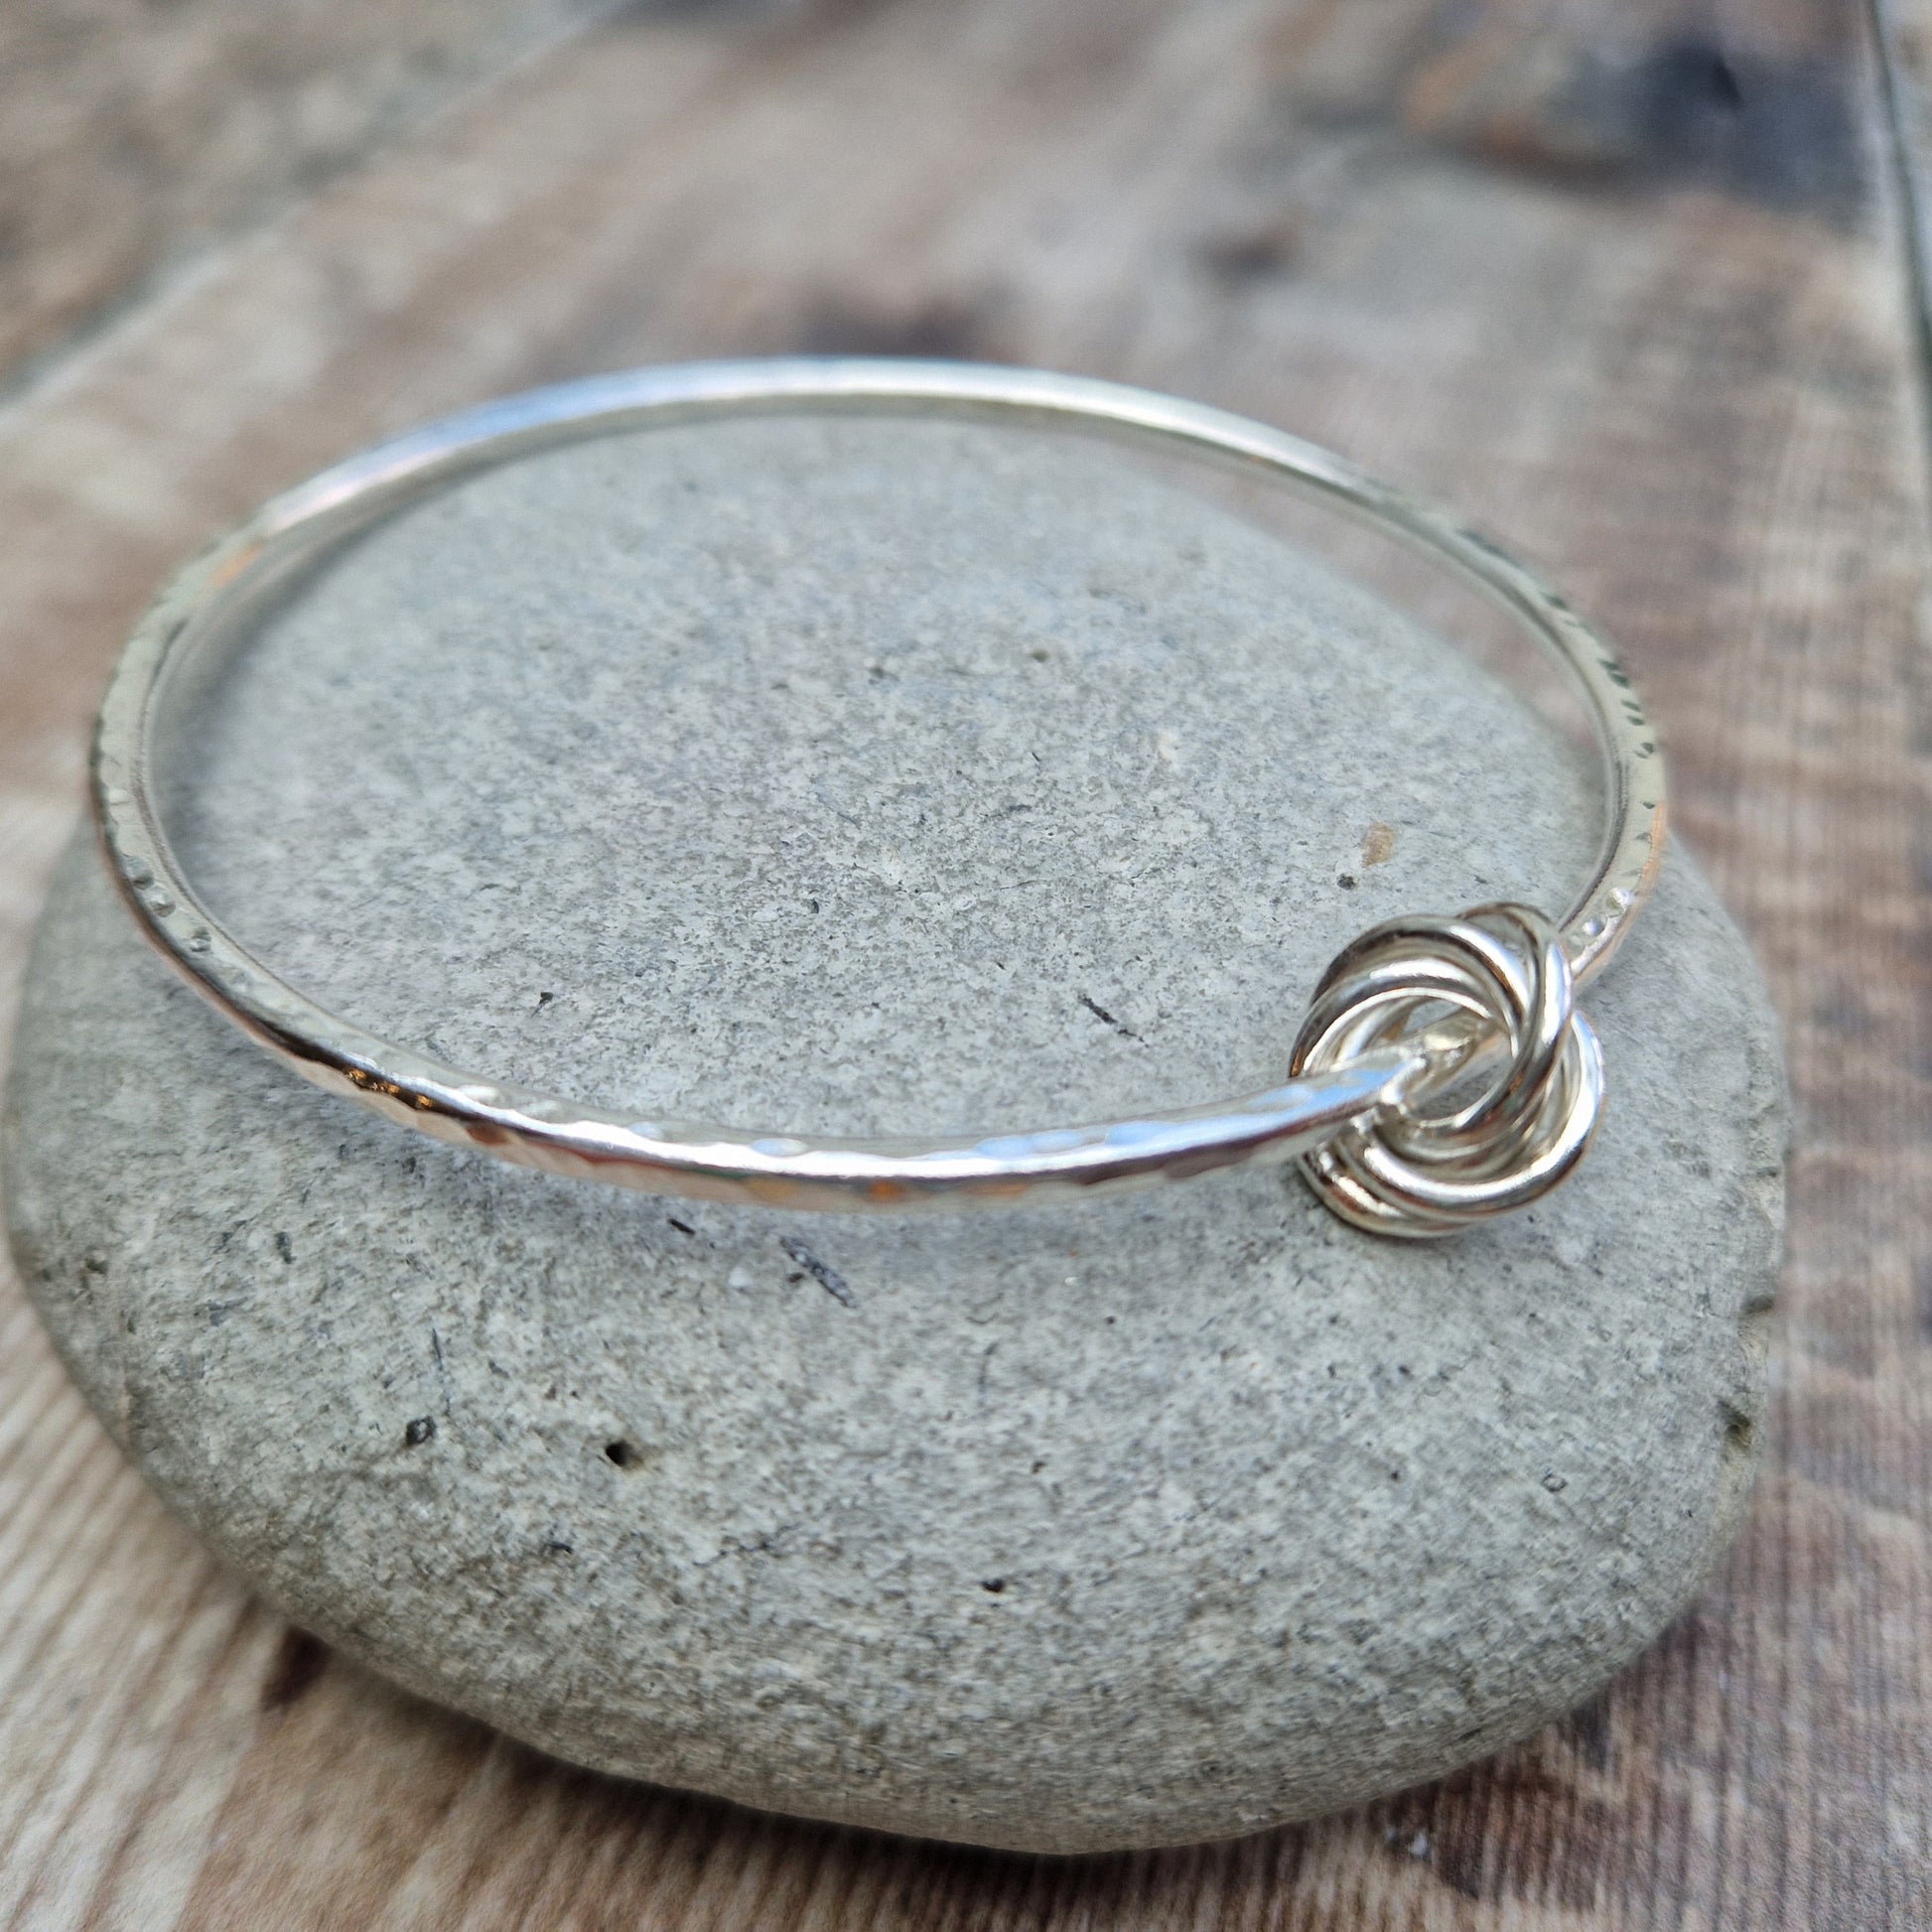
[0,0,627,388]
[1876,0,1932,379]
[1,0,1928,1923]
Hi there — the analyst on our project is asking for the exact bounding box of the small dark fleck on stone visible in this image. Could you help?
[667,1217,696,1236]
[543,1535,574,1555]
[605,1439,642,1469]
[779,1237,856,1308]
[1542,1471,1568,1493]
[404,1416,436,1447]
[1337,873,1357,890]
[274,1230,294,1264]
[535,989,555,1009]
[1078,993,1140,1040]
[981,1578,1007,1593]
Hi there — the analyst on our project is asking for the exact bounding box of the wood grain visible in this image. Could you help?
[1,0,1928,1922]
[0,0,624,389]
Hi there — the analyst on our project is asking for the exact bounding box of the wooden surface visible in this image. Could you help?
[1,0,1928,1923]
[0,0,619,387]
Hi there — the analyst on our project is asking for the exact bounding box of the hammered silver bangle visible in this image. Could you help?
[92,358,1665,1234]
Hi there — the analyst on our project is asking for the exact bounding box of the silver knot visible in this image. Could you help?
[1289,902,1604,1238]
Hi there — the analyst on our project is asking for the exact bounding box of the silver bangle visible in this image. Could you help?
[92,358,1664,1233]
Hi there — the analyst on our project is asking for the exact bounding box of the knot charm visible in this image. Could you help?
[1290,903,1604,1238]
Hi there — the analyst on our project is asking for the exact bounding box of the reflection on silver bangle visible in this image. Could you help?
[92,358,1664,1233]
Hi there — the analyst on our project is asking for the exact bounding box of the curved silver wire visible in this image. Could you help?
[91,358,1665,1221]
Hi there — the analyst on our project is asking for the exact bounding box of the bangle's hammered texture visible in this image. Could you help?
[90,359,1666,1229]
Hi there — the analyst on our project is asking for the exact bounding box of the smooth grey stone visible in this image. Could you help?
[4,417,1784,1854]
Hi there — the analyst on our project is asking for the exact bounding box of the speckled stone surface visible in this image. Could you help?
[4,417,1785,1853]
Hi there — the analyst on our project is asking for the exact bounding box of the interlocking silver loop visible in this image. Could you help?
[1289,903,1605,1238]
